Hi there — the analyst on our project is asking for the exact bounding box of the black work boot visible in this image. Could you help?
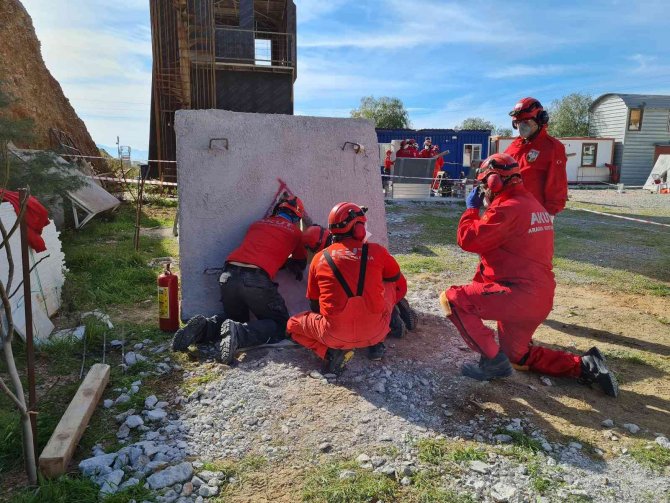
[172,315,207,352]
[388,307,407,338]
[461,350,513,381]
[322,348,355,375]
[397,298,418,331]
[218,319,241,365]
[367,342,386,361]
[580,347,619,397]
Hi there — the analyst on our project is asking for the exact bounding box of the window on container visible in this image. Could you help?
[255,39,271,66]
[463,144,482,167]
[581,143,597,167]
[628,108,643,131]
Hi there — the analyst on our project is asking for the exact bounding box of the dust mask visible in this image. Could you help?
[518,122,534,139]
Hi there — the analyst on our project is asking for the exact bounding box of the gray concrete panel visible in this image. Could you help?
[175,110,385,320]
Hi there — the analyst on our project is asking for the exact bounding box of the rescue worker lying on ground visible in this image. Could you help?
[440,154,618,397]
[287,203,411,375]
[172,196,307,364]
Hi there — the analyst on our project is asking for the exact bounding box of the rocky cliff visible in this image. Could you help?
[0,0,99,160]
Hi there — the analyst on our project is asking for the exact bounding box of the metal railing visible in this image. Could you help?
[214,28,295,69]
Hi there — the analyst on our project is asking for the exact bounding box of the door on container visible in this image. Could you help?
[463,144,482,178]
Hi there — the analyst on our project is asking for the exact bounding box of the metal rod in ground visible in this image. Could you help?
[18,188,38,465]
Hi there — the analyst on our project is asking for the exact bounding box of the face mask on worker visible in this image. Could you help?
[518,121,536,139]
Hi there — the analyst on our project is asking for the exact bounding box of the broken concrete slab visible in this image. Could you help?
[175,110,386,319]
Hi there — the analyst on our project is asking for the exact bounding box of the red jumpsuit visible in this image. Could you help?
[418,148,433,158]
[504,128,568,215]
[445,184,581,377]
[227,216,305,278]
[395,148,416,158]
[287,239,403,359]
[384,154,394,175]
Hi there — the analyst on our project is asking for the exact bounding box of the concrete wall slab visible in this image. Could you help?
[175,110,385,319]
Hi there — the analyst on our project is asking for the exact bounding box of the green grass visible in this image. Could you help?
[630,444,670,472]
[404,469,475,503]
[527,460,563,496]
[302,462,397,503]
[8,474,155,503]
[60,203,177,312]
[182,369,221,394]
[417,439,486,465]
[494,429,543,453]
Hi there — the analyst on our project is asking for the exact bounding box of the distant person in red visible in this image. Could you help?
[287,203,410,374]
[395,140,415,158]
[383,149,394,173]
[408,138,419,156]
[172,196,307,364]
[418,137,433,158]
[504,97,568,218]
[440,154,617,396]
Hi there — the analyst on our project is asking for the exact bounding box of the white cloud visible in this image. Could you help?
[486,64,584,80]
[294,0,350,24]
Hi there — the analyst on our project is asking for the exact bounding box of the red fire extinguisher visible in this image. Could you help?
[158,262,179,332]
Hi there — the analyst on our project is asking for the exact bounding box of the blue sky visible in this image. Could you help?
[22,0,670,160]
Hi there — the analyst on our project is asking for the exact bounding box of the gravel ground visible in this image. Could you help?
[568,188,670,215]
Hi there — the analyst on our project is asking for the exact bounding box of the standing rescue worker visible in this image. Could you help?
[504,97,568,217]
[172,196,307,364]
[441,154,618,396]
[287,203,408,374]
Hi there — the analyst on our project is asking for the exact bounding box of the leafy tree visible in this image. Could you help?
[547,93,593,137]
[351,96,411,129]
[0,86,84,206]
[458,117,511,136]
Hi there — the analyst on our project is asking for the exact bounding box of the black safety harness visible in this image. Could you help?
[323,244,368,298]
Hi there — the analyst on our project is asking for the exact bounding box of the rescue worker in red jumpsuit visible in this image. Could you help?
[382,149,394,193]
[395,140,415,158]
[172,196,307,364]
[504,97,568,217]
[441,154,618,396]
[287,203,409,374]
[418,137,433,158]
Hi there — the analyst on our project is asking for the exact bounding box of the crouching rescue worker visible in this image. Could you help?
[287,203,408,374]
[440,154,618,397]
[172,196,307,364]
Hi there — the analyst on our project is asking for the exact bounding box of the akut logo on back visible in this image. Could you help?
[528,211,553,234]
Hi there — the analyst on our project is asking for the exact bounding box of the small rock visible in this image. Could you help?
[191,476,205,487]
[147,462,194,490]
[115,394,131,405]
[145,395,159,409]
[134,343,144,350]
[371,456,386,468]
[568,442,583,450]
[116,424,130,440]
[540,376,553,386]
[323,373,337,379]
[125,352,138,366]
[356,454,371,465]
[99,469,125,495]
[601,419,614,428]
[655,436,670,449]
[494,434,513,444]
[339,470,356,480]
[103,399,114,409]
[309,370,324,379]
[541,441,553,452]
[319,442,332,453]
[181,482,194,496]
[198,485,219,497]
[146,409,167,422]
[110,340,124,348]
[469,460,490,474]
[623,423,640,434]
[125,415,144,429]
[400,476,411,486]
[490,482,516,502]
[131,385,140,394]
[381,466,396,477]
[373,382,386,394]
[79,453,118,476]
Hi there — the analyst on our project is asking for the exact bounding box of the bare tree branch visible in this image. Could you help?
[0,374,25,412]
[8,254,50,300]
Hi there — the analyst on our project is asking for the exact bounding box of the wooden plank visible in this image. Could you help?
[39,363,110,478]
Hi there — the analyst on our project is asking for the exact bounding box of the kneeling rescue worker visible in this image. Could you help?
[287,203,409,374]
[172,195,307,363]
[440,154,618,397]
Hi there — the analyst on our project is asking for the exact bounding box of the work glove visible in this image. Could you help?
[466,187,484,210]
[283,258,306,281]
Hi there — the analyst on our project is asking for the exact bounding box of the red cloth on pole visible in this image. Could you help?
[1,190,49,252]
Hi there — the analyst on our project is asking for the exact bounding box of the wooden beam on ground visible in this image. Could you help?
[38,363,110,478]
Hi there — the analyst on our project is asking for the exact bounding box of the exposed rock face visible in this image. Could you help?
[0,0,99,159]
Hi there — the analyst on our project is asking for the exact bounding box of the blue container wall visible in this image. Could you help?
[376,129,490,178]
